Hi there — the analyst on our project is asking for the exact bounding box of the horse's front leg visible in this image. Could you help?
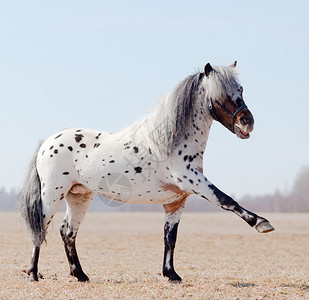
[177,169,274,233]
[162,195,187,282]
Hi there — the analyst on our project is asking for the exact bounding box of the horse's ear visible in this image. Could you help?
[230,61,237,67]
[204,63,214,77]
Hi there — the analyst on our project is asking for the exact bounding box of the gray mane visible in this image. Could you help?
[171,72,204,146]
[148,72,204,155]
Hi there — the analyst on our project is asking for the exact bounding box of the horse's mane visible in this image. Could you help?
[205,66,240,100]
[145,72,203,155]
[140,65,240,156]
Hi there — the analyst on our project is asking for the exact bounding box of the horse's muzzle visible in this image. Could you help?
[234,108,254,139]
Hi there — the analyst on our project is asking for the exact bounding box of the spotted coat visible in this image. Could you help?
[20,62,274,283]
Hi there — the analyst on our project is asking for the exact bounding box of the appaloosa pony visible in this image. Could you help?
[19,61,274,282]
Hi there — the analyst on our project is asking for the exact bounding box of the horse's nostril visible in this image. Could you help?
[240,117,250,126]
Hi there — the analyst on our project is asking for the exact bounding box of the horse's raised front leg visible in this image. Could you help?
[177,169,274,233]
[60,191,94,282]
[162,194,187,282]
[207,182,274,233]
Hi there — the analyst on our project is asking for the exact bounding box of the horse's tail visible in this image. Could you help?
[18,142,45,246]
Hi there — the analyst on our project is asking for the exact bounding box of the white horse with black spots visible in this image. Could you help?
[19,61,274,282]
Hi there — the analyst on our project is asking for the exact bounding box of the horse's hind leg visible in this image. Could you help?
[27,246,41,281]
[26,186,68,281]
[60,190,94,282]
[162,195,187,282]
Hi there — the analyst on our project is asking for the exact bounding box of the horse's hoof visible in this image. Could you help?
[256,221,275,233]
[71,269,89,282]
[28,272,39,282]
[168,274,182,283]
[77,274,89,282]
[169,278,182,284]
[163,269,182,283]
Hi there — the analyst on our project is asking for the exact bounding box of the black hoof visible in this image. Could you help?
[163,269,182,282]
[77,276,89,282]
[74,272,89,282]
[70,267,89,282]
[168,274,182,283]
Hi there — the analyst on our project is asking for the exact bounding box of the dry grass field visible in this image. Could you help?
[0,211,308,299]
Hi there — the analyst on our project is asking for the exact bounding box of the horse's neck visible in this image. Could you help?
[132,80,213,158]
[178,92,213,155]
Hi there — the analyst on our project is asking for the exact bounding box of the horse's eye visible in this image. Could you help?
[236,98,243,106]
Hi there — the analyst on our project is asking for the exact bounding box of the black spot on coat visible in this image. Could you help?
[134,167,142,173]
[75,134,84,143]
[133,146,139,153]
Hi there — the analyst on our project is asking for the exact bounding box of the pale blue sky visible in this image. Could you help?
[1,1,308,198]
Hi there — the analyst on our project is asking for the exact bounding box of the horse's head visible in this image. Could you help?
[204,61,254,139]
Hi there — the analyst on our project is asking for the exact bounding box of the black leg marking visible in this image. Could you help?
[163,222,182,282]
[207,184,272,230]
[208,183,259,226]
[60,225,89,282]
[27,246,40,282]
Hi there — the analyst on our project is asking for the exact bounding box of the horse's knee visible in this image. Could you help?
[60,220,76,243]
[60,219,67,236]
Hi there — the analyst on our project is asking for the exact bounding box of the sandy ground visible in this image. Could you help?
[0,211,308,299]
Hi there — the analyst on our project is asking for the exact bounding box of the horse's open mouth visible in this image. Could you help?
[235,126,250,139]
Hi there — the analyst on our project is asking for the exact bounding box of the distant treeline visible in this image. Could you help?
[1,166,308,212]
[240,165,309,212]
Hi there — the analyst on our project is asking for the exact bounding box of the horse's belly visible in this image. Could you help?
[96,186,180,205]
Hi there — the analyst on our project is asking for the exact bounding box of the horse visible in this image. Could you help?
[19,61,274,283]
